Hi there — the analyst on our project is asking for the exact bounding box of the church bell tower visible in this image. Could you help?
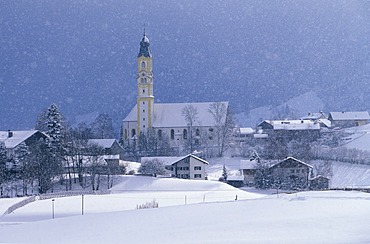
[137,31,154,136]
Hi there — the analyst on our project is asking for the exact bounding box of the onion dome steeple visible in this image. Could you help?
[138,31,152,58]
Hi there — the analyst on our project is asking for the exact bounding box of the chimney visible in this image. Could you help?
[8,130,13,138]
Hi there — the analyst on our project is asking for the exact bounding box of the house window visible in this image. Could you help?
[141,61,146,69]
[209,128,214,132]
[194,174,202,178]
[181,174,189,179]
[183,129,188,140]
[158,129,162,140]
[131,129,136,138]
[170,129,175,140]
[209,136,213,140]
[196,129,200,136]
[194,166,201,170]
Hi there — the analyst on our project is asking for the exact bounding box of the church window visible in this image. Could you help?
[144,78,147,83]
[158,130,162,140]
[131,129,136,138]
[143,109,145,113]
[143,125,145,128]
[196,129,200,136]
[140,78,144,84]
[143,102,145,105]
[143,118,145,121]
[141,61,146,69]
[143,89,145,94]
[209,128,214,132]
[183,129,188,140]
[170,129,175,140]
[124,129,127,140]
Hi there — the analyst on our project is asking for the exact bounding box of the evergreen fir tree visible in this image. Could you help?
[222,164,228,181]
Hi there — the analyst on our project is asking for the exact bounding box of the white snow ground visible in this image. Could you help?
[0,189,369,243]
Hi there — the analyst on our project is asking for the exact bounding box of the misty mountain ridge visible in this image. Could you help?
[1,1,370,132]
[235,91,325,127]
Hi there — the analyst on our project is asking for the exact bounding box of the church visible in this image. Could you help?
[122,32,230,155]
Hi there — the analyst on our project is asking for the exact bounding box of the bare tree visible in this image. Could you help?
[139,159,166,177]
[182,105,198,153]
[208,102,235,157]
[91,113,115,139]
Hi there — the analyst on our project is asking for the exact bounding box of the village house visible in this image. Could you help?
[88,139,125,159]
[239,157,314,190]
[0,130,47,159]
[141,154,209,180]
[257,120,321,141]
[328,111,370,128]
[269,157,313,190]
[239,159,258,186]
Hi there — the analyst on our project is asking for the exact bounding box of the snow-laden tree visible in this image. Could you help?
[139,159,166,177]
[34,108,49,132]
[0,142,8,197]
[208,102,235,157]
[91,113,115,139]
[46,103,65,145]
[46,104,70,181]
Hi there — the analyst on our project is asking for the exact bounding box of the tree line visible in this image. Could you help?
[0,104,123,197]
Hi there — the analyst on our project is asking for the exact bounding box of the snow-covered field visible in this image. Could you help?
[1,187,369,243]
[1,176,370,243]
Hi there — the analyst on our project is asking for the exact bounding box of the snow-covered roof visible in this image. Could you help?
[253,133,268,138]
[141,154,209,166]
[265,120,320,130]
[88,139,117,148]
[301,112,327,120]
[227,175,244,181]
[270,157,313,169]
[240,159,258,170]
[0,130,43,149]
[141,156,183,166]
[329,111,370,121]
[239,127,254,135]
[173,154,209,165]
[318,119,331,128]
[124,102,229,128]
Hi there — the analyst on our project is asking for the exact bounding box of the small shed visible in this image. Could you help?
[310,175,330,190]
[226,175,244,188]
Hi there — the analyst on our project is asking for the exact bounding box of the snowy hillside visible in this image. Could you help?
[1,191,369,243]
[1,176,262,223]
